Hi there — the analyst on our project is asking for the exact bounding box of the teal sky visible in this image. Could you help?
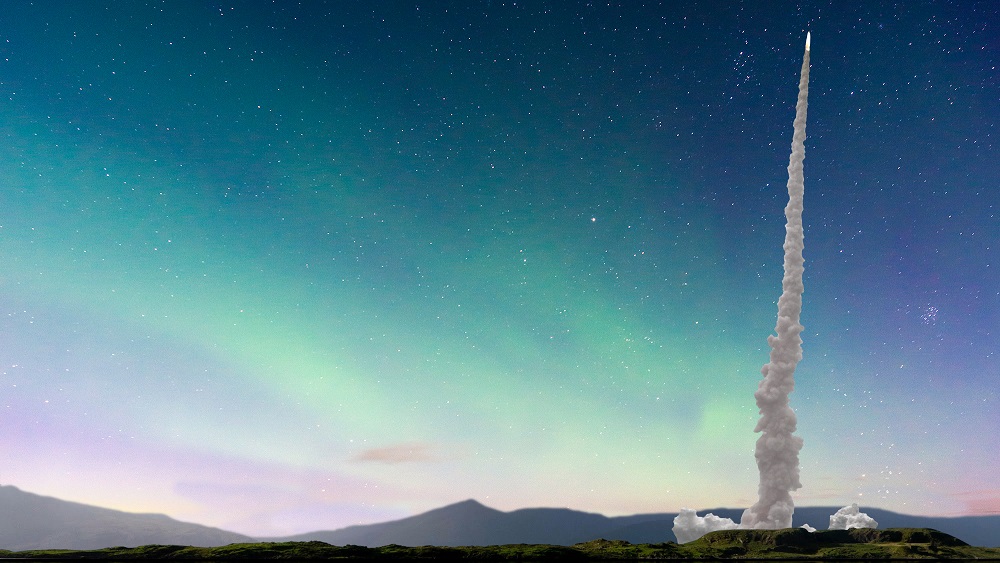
[1,1,997,536]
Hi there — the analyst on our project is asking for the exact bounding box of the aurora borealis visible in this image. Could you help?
[1,1,997,537]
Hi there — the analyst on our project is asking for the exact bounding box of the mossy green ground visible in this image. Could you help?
[1,528,997,560]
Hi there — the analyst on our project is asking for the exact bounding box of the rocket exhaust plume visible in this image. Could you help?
[674,39,867,533]
[671,33,811,542]
[739,31,810,530]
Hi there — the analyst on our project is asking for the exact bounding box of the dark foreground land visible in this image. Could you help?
[2,528,998,560]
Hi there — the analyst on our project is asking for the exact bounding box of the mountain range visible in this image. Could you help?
[1,485,997,549]
[270,499,1000,548]
[0,485,251,550]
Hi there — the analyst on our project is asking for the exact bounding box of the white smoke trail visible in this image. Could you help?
[671,33,811,544]
[739,32,810,531]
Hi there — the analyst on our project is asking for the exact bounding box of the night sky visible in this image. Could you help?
[1,1,997,537]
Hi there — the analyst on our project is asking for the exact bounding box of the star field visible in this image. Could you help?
[0,1,997,536]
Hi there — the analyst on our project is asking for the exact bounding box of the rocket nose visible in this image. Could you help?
[805,32,811,51]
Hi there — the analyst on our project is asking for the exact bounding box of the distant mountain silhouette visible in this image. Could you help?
[2,485,997,550]
[0,485,252,550]
[271,500,1000,547]
[268,499,618,546]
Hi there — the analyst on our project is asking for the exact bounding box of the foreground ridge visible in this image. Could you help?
[2,528,998,560]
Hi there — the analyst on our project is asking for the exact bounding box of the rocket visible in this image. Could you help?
[805,31,811,52]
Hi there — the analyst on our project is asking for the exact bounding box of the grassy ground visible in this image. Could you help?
[1,528,997,560]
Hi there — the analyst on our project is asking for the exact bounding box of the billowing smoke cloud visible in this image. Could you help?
[672,509,739,544]
[672,34,811,543]
[672,510,737,542]
[828,504,879,530]
[673,505,878,543]
[739,31,810,532]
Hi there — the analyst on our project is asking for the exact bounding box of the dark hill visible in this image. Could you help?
[682,527,989,559]
[677,505,1000,547]
[0,485,252,550]
[4,528,998,560]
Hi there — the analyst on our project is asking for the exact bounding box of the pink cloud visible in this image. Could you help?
[352,442,436,464]
[952,489,1000,515]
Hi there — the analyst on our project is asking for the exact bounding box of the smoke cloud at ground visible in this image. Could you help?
[829,504,879,530]
[671,505,879,543]
[672,509,739,544]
